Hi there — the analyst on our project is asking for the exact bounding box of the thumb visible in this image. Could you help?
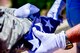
[32,27,47,40]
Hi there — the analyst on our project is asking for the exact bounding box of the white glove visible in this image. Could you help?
[14,3,40,18]
[32,27,66,53]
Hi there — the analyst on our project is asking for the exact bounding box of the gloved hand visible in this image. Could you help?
[32,24,80,53]
[32,27,66,53]
[14,3,40,18]
[66,24,80,43]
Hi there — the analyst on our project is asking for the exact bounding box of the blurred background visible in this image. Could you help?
[0,0,54,16]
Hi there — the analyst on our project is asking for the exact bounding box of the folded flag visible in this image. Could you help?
[24,12,61,52]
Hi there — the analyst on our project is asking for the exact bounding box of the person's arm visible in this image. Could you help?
[66,24,80,43]
[0,6,16,16]
[0,3,40,20]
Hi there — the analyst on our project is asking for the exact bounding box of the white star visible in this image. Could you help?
[44,19,53,31]
[28,33,40,51]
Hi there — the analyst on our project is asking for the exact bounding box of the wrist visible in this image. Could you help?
[65,34,73,50]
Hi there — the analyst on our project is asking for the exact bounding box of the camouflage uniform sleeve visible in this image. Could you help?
[0,6,16,16]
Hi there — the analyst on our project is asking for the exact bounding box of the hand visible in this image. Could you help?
[32,27,66,53]
[66,24,80,43]
[14,3,39,18]
[14,3,30,18]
